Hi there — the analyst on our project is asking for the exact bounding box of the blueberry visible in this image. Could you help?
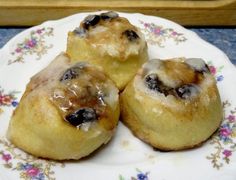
[82,15,100,29]
[100,11,119,20]
[60,67,81,82]
[73,27,87,38]
[145,73,162,92]
[65,108,97,127]
[175,84,198,99]
[122,30,139,41]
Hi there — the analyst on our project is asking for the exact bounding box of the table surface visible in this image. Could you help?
[0,27,236,66]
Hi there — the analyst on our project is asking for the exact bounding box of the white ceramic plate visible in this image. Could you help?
[0,11,236,180]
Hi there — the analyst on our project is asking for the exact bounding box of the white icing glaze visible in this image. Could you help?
[77,14,146,60]
[142,59,180,88]
[178,84,200,99]
[134,58,216,108]
[185,58,207,71]
[90,26,146,59]
[103,83,119,109]
[29,53,118,130]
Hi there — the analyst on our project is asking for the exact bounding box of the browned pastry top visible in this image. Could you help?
[72,11,146,60]
[135,58,214,100]
[24,53,118,130]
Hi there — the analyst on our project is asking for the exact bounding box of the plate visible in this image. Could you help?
[0,11,236,180]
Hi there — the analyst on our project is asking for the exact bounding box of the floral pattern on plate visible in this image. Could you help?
[139,20,187,47]
[0,60,230,180]
[119,169,149,180]
[8,27,53,65]
[207,61,224,82]
[0,139,64,180]
[0,12,235,180]
[207,101,236,169]
[0,87,19,114]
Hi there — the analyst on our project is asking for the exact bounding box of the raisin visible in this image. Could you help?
[145,74,162,92]
[175,84,198,99]
[65,108,97,127]
[122,30,139,41]
[60,67,81,82]
[100,11,118,20]
[82,15,100,30]
[201,64,210,74]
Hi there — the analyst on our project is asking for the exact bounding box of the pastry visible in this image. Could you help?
[66,11,148,90]
[120,58,222,150]
[7,53,120,160]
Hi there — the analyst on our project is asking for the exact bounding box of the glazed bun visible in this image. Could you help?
[66,11,148,90]
[120,58,222,150]
[7,53,120,160]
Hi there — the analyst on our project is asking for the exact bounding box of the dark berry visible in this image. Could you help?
[175,84,198,99]
[100,11,118,20]
[194,64,210,74]
[65,108,97,127]
[82,15,100,29]
[122,30,139,41]
[73,27,87,38]
[145,74,162,92]
[60,67,81,82]
[201,64,210,73]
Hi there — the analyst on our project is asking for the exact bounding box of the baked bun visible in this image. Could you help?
[66,11,148,90]
[120,58,222,150]
[7,53,120,160]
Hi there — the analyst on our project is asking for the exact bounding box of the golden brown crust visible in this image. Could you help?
[120,58,223,151]
[66,12,148,90]
[121,82,222,150]
[7,53,120,160]
[164,60,197,85]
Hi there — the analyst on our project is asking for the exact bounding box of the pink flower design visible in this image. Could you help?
[139,20,187,47]
[223,150,232,157]
[0,95,12,105]
[0,95,3,104]
[26,39,37,48]
[172,31,177,36]
[227,115,235,122]
[220,128,231,137]
[8,27,53,65]
[36,29,42,34]
[2,153,12,162]
[209,65,216,75]
[144,23,149,28]
[15,48,22,53]
[26,167,40,177]
[154,28,161,35]
[0,89,19,108]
